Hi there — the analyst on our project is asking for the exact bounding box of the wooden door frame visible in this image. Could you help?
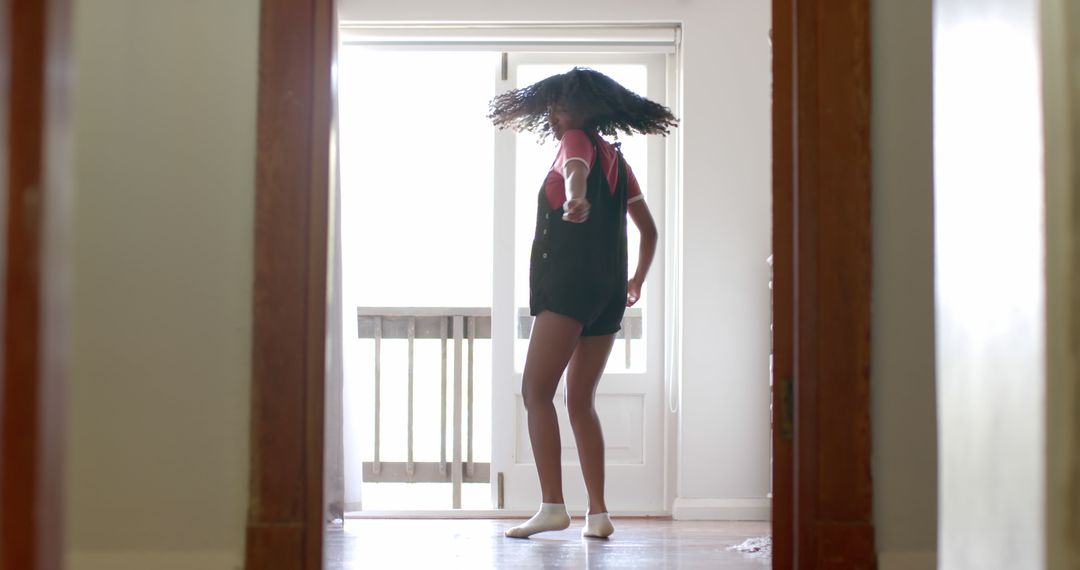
[245,0,334,568]
[772,0,876,568]
[1,0,72,568]
[245,1,875,569]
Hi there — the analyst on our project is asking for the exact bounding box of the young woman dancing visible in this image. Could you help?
[488,67,677,539]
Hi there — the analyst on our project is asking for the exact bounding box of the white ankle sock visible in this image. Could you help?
[504,503,571,538]
[582,512,614,538]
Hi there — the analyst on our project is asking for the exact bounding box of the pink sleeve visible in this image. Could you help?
[553,129,594,177]
[626,159,644,203]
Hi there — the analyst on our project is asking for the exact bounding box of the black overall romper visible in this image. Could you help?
[528,133,629,337]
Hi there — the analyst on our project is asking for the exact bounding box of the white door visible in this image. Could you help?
[491,53,669,514]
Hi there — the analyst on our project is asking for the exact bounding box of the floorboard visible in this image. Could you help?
[326,518,771,569]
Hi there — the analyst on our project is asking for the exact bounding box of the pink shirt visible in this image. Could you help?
[544,129,644,210]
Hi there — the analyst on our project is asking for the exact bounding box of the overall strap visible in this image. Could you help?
[584,130,604,171]
[580,130,606,199]
[612,141,629,201]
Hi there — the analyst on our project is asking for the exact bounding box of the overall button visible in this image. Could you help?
[542,229,548,235]
[545,213,550,220]
[542,253,548,259]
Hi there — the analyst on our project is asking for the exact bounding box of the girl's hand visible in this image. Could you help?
[562,197,590,223]
[626,277,643,307]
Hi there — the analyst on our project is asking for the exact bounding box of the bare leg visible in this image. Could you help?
[566,333,616,516]
[520,311,582,504]
[505,311,582,538]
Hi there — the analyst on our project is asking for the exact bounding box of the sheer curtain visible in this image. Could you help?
[325,10,353,520]
[325,152,349,520]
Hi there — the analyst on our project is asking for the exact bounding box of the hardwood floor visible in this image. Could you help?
[326,518,771,569]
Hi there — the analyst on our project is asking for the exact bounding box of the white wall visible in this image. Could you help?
[339,0,775,514]
[871,0,939,567]
[67,0,258,567]
[934,0,1048,568]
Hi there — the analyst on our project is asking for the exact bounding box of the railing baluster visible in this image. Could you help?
[407,317,415,478]
[467,316,475,477]
[354,308,499,492]
[439,317,448,476]
[624,315,632,368]
[373,316,382,475]
[452,315,464,509]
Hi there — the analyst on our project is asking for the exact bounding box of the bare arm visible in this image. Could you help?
[627,199,658,306]
[562,161,589,223]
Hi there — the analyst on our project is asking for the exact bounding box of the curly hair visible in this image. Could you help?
[488,67,678,140]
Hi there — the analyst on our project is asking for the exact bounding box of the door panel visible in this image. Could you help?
[492,53,669,513]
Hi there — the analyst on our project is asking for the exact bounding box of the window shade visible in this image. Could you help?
[339,24,680,53]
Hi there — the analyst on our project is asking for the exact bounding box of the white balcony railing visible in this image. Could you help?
[357,306,642,508]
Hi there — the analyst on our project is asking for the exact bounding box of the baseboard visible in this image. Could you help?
[67,550,242,570]
[878,550,937,570]
[671,497,771,521]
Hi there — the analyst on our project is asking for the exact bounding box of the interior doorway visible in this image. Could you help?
[335,34,677,516]
[244,1,876,568]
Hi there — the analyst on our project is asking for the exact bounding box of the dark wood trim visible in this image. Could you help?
[305,0,334,567]
[1,0,72,568]
[246,0,333,568]
[770,0,795,567]
[773,0,876,568]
